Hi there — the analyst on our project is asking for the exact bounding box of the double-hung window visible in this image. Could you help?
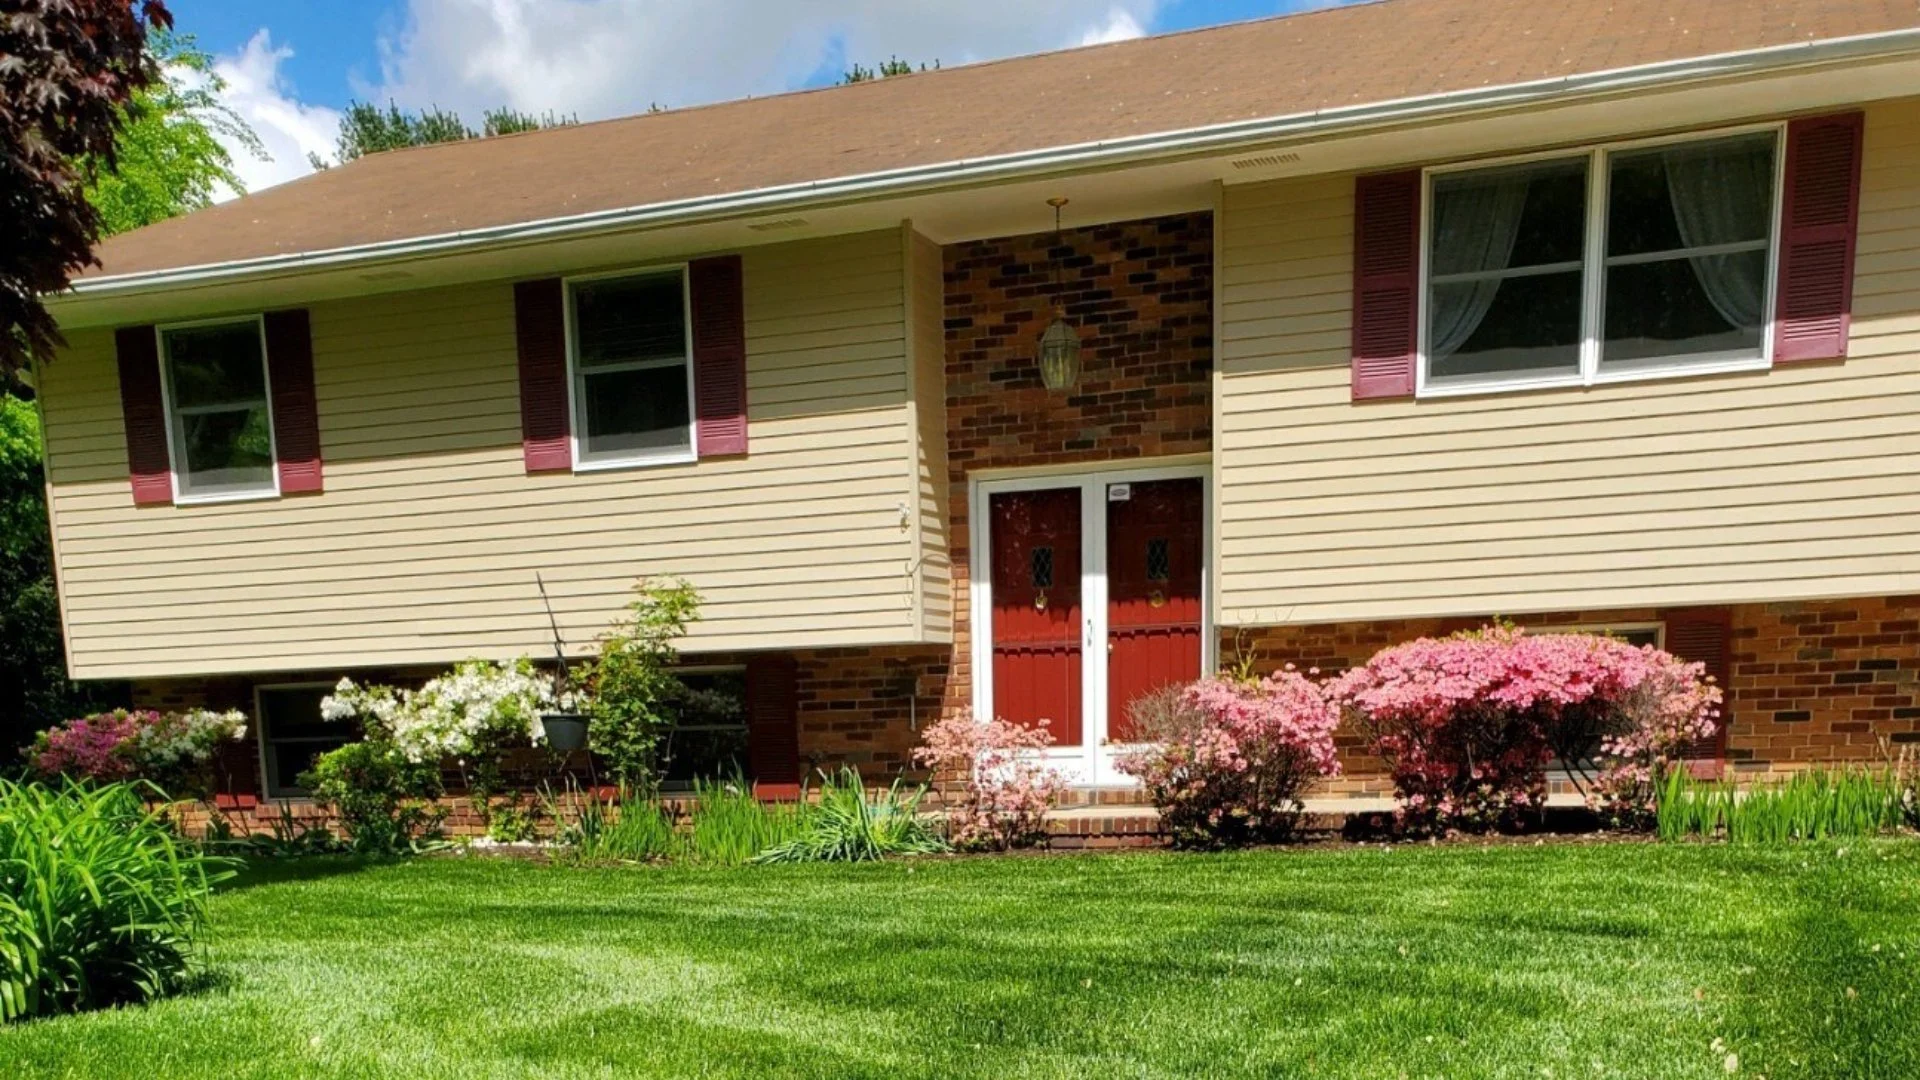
[1422,129,1780,393]
[567,268,696,468]
[158,318,278,500]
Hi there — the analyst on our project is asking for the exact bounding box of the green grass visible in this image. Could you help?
[3,843,1918,1078]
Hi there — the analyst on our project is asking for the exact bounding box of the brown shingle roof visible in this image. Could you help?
[87,0,1920,280]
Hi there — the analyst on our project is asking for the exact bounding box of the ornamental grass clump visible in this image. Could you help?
[1656,765,1909,843]
[0,780,231,1022]
[1329,626,1721,836]
[687,776,811,866]
[1116,671,1342,849]
[912,709,1066,851]
[753,769,946,864]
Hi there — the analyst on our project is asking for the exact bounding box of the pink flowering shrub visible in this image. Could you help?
[30,707,248,797]
[913,709,1066,851]
[1117,670,1342,849]
[31,710,146,783]
[1328,626,1721,835]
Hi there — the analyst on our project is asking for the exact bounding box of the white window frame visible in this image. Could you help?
[155,315,280,505]
[254,681,346,800]
[563,263,698,471]
[1416,122,1788,399]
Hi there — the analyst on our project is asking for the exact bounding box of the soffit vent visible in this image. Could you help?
[746,217,810,232]
[1229,151,1303,171]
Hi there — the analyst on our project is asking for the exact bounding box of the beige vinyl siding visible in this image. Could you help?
[43,229,930,678]
[905,226,954,642]
[1214,97,1920,626]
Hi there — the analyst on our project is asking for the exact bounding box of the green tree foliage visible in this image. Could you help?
[310,101,577,168]
[86,31,263,236]
[841,56,937,84]
[1,0,173,375]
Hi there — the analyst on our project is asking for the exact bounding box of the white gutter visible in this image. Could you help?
[65,26,1920,298]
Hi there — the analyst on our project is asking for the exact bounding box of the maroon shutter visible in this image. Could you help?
[514,278,571,472]
[1666,606,1734,778]
[114,326,173,506]
[1774,112,1864,364]
[689,255,748,456]
[744,653,801,799]
[1351,170,1421,400]
[264,309,322,493]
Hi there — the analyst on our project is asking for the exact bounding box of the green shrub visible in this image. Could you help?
[1656,765,1909,843]
[754,769,946,864]
[0,780,230,1021]
[299,741,446,854]
[584,579,700,791]
[550,786,681,864]
[686,776,811,866]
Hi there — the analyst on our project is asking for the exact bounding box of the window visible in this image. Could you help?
[568,269,695,467]
[1423,129,1779,393]
[658,669,749,788]
[257,685,355,798]
[159,319,276,499]
[1533,622,1664,649]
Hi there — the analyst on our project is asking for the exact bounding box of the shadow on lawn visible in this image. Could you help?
[217,854,393,893]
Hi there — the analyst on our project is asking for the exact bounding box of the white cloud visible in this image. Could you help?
[366,0,1165,123]
[203,2,1166,196]
[209,31,341,200]
[1079,8,1148,46]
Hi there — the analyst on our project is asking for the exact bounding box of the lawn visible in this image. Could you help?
[4,843,1917,1079]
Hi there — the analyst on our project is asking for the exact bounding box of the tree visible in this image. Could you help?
[85,31,263,236]
[308,101,577,169]
[841,56,937,84]
[1,0,174,376]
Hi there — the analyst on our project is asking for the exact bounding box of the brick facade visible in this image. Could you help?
[941,212,1214,722]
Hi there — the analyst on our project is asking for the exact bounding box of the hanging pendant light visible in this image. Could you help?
[1035,197,1082,391]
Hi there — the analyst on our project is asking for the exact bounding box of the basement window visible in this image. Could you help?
[658,668,749,788]
[256,684,356,798]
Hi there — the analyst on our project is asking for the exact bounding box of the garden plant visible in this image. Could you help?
[0,779,228,1022]
[1117,670,1342,848]
[912,708,1065,851]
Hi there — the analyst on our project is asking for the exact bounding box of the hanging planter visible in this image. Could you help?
[540,712,589,752]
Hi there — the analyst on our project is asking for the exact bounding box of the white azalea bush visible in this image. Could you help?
[321,658,573,837]
[324,659,563,764]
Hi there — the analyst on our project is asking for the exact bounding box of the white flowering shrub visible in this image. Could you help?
[323,659,558,765]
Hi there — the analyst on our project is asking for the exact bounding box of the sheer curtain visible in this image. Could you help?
[1428,177,1528,360]
[1663,142,1772,331]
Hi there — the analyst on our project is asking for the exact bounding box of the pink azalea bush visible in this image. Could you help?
[1327,626,1720,835]
[31,710,146,783]
[30,707,248,797]
[913,709,1067,851]
[1116,670,1342,849]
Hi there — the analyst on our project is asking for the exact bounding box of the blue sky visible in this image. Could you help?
[167,1,1353,196]
[170,1,1307,111]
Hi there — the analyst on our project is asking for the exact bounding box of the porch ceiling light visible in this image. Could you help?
[1036,197,1082,391]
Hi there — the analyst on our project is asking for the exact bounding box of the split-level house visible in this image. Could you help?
[34,0,1920,809]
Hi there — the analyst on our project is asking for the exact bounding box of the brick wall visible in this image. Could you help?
[943,212,1214,720]
[1730,596,1920,769]
[793,645,950,779]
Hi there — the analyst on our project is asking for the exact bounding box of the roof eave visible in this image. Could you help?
[60,26,1920,302]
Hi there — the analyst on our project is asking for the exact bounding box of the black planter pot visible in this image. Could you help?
[541,712,590,752]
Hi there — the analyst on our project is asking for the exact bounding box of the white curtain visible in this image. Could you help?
[1428,177,1528,360]
[1663,143,1771,330]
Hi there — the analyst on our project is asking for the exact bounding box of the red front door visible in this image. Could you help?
[989,488,1082,746]
[1106,478,1204,742]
